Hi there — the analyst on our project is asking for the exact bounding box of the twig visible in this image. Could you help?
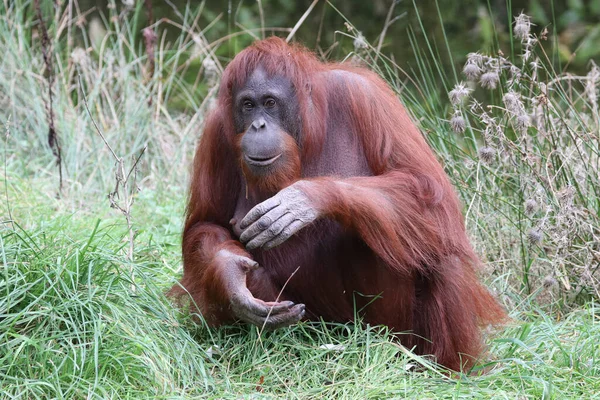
[257,0,265,39]
[286,0,319,42]
[143,0,156,85]
[375,0,397,61]
[79,75,119,161]
[79,77,145,292]
[34,0,63,193]
[259,265,301,334]
[125,146,147,182]
[3,116,14,230]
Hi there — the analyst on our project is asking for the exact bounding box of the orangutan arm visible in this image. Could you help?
[239,172,450,275]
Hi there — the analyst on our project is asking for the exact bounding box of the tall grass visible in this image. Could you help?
[437,12,599,306]
[1,217,213,397]
[1,0,600,397]
[0,0,215,198]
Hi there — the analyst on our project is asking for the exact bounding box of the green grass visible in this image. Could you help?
[1,0,600,398]
[2,179,599,398]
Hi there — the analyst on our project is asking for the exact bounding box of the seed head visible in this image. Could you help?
[450,113,466,133]
[71,48,91,69]
[202,57,218,82]
[557,186,575,206]
[478,146,496,163]
[527,228,542,245]
[585,62,599,104]
[448,83,471,105]
[587,62,600,84]
[463,62,481,80]
[514,13,532,41]
[524,199,538,215]
[466,52,484,65]
[516,114,531,133]
[503,91,522,114]
[480,71,500,90]
[509,65,522,80]
[353,33,368,51]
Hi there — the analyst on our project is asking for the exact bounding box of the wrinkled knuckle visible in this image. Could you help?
[257,217,271,230]
[298,212,313,223]
[283,190,296,202]
[267,224,281,235]
[293,207,306,217]
[243,227,256,237]
[244,212,261,225]
[265,230,277,238]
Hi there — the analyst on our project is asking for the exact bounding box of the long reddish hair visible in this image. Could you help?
[179,37,506,370]
[189,37,476,263]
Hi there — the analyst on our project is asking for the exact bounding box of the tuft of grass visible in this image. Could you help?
[0,212,213,397]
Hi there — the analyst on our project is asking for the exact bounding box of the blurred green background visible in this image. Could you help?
[76,0,600,72]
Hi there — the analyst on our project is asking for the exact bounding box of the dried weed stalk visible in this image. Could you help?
[34,0,62,192]
[449,13,600,303]
[80,77,146,291]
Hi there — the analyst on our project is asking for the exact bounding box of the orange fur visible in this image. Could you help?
[234,133,301,196]
[170,37,506,371]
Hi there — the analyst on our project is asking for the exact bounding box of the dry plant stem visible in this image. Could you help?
[79,75,146,292]
[451,14,600,300]
[257,0,265,39]
[3,116,14,230]
[258,265,301,335]
[315,2,326,54]
[144,0,153,25]
[375,0,397,58]
[34,0,63,193]
[286,0,319,42]
[235,22,260,40]
[252,265,302,395]
[79,76,118,160]
[143,0,156,83]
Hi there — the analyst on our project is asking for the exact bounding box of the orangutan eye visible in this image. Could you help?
[243,100,254,110]
[264,98,276,108]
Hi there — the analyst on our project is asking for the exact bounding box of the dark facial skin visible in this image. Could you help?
[233,68,300,176]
